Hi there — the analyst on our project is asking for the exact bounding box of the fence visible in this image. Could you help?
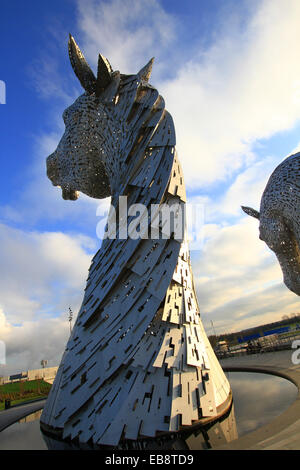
[215,332,300,359]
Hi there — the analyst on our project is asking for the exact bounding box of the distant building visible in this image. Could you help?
[0,366,58,385]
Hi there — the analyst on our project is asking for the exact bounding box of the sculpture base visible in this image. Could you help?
[40,391,234,450]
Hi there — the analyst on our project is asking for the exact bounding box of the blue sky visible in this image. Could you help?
[1,0,300,374]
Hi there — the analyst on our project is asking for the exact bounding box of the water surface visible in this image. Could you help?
[0,371,297,450]
[227,371,298,437]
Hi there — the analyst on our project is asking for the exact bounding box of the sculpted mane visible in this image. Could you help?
[41,35,232,449]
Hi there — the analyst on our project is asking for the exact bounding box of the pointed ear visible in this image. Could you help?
[241,206,260,219]
[95,53,113,96]
[68,34,96,94]
[138,57,154,82]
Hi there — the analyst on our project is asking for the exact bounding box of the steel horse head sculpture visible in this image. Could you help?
[242,152,300,296]
[41,35,232,449]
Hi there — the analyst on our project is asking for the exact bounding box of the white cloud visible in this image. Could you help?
[203,282,300,334]
[191,217,300,333]
[209,154,285,220]
[0,223,100,375]
[186,156,275,227]
[0,223,95,324]
[76,0,177,75]
[0,310,69,376]
[220,159,274,217]
[0,308,11,337]
[160,0,300,188]
[28,56,74,104]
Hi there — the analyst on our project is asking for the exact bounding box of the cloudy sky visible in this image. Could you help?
[1,0,300,375]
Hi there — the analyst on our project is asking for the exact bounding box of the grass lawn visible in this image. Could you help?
[0,379,51,411]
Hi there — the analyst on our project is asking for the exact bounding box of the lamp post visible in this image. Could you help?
[68,307,73,334]
[211,320,217,337]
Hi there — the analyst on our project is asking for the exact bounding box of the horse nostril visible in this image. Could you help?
[62,185,79,200]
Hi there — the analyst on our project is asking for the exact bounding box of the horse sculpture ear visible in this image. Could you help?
[96,54,113,96]
[138,57,155,82]
[241,206,260,220]
[68,34,97,95]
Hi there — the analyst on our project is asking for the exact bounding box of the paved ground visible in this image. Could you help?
[217,349,300,450]
[0,399,46,432]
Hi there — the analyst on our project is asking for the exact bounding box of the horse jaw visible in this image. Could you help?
[276,236,300,296]
[260,219,300,296]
